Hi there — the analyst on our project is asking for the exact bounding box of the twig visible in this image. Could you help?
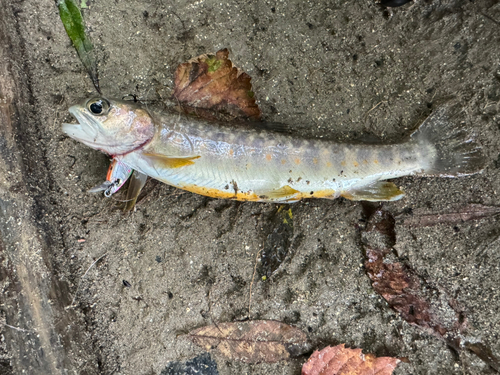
[363,101,389,124]
[2,323,30,333]
[81,253,107,278]
[109,196,135,203]
[480,12,500,26]
[365,101,386,117]
[68,253,108,308]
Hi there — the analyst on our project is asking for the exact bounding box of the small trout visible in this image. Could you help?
[62,98,485,203]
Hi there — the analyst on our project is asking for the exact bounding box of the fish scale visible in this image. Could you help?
[126,117,421,201]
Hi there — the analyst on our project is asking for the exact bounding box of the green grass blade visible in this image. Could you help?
[57,0,100,92]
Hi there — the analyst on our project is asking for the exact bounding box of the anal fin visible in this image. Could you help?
[341,181,405,202]
[262,185,300,201]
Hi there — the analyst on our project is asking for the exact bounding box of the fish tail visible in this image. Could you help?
[410,104,486,177]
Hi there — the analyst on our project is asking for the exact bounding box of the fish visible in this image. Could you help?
[62,97,485,203]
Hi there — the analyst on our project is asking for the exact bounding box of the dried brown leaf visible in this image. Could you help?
[302,344,400,375]
[362,208,500,372]
[465,342,500,372]
[363,209,467,345]
[187,320,310,363]
[397,204,500,228]
[173,48,261,121]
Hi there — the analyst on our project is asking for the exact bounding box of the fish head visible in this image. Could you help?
[62,97,155,156]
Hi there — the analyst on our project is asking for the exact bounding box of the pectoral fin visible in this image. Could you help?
[124,170,148,211]
[341,181,405,202]
[142,152,200,169]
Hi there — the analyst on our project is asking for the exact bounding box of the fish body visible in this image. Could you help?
[63,98,485,203]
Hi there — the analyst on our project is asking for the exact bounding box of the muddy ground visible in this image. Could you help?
[1,0,500,374]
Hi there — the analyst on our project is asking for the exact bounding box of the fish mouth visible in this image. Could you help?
[62,106,101,146]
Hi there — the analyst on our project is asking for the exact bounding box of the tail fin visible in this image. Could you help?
[411,105,486,177]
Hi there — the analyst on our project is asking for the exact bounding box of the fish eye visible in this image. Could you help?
[86,98,110,116]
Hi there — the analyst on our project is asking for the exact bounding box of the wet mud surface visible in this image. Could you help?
[1,0,500,374]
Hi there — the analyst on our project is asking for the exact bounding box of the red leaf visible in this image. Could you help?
[302,344,399,375]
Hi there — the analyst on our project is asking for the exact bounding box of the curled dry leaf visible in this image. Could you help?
[172,48,261,121]
[302,344,399,375]
[187,320,311,363]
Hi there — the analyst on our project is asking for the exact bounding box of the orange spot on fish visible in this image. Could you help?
[281,159,287,165]
[363,159,368,164]
[294,158,301,165]
[341,160,346,167]
[326,161,332,168]
[313,158,318,164]
[373,159,379,164]
[353,161,359,167]
[266,153,272,161]
[229,149,234,157]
